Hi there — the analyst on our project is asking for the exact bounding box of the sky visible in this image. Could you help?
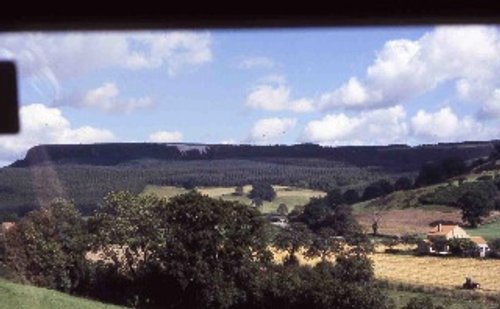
[0,25,499,166]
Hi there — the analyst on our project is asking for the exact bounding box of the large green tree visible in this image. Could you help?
[249,182,276,202]
[90,191,273,308]
[458,190,494,228]
[2,199,89,293]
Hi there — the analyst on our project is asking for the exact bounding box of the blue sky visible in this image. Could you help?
[0,26,499,166]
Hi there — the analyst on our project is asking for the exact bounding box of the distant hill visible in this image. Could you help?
[10,141,497,172]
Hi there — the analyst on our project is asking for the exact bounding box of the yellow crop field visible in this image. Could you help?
[372,254,500,294]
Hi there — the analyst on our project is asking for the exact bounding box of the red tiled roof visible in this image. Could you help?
[427,225,456,236]
[470,236,487,245]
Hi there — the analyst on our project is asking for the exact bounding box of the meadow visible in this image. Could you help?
[142,184,326,213]
[466,219,500,241]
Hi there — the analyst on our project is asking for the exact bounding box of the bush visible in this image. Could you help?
[403,296,441,309]
[448,238,478,257]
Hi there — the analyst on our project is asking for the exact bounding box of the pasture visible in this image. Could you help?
[466,219,500,241]
[142,184,325,213]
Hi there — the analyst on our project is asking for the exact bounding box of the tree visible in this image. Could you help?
[90,191,273,308]
[362,180,394,201]
[441,157,467,178]
[342,189,359,205]
[277,203,289,216]
[3,199,89,293]
[415,162,445,187]
[324,188,343,209]
[233,185,244,196]
[448,238,478,257]
[487,238,500,258]
[394,176,412,191]
[458,190,494,228]
[274,223,313,266]
[249,182,276,202]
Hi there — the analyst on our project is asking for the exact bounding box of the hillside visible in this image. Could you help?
[0,141,497,218]
[10,141,496,171]
[0,278,123,309]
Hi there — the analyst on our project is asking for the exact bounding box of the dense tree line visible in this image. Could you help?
[0,159,404,218]
[0,191,394,308]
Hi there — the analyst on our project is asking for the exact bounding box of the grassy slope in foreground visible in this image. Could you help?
[0,279,123,309]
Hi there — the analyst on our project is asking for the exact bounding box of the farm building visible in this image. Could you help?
[418,224,489,257]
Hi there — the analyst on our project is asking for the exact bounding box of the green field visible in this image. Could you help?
[142,185,325,213]
[0,279,123,309]
[466,220,500,241]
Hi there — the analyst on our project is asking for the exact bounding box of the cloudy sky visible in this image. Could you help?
[0,26,499,166]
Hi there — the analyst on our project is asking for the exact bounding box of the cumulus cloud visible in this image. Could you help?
[148,130,183,143]
[319,26,500,119]
[0,31,212,100]
[246,78,314,113]
[410,107,498,142]
[69,82,154,113]
[302,105,408,145]
[0,104,115,165]
[238,56,275,69]
[248,118,296,144]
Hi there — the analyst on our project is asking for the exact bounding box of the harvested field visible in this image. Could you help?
[355,208,462,236]
[372,254,500,294]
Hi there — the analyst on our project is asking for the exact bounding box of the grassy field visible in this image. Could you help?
[0,278,123,309]
[142,184,325,214]
[466,220,500,241]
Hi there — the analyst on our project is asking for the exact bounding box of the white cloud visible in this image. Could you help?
[220,138,236,145]
[248,118,296,144]
[302,105,408,145]
[238,56,275,69]
[148,131,183,143]
[0,31,212,100]
[410,106,498,142]
[71,82,154,113]
[319,26,500,119]
[478,88,500,119]
[246,78,314,113]
[0,104,115,165]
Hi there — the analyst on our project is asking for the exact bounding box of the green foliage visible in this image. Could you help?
[249,182,276,202]
[488,238,500,258]
[419,180,498,207]
[459,190,495,228]
[448,238,478,257]
[395,176,413,191]
[343,189,360,205]
[362,179,394,201]
[276,203,288,215]
[273,223,313,266]
[90,191,273,308]
[403,296,440,309]
[0,159,408,218]
[430,237,448,252]
[2,199,89,293]
[415,157,467,187]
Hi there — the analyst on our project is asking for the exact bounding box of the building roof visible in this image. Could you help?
[427,224,457,237]
[470,236,488,246]
[0,222,15,232]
